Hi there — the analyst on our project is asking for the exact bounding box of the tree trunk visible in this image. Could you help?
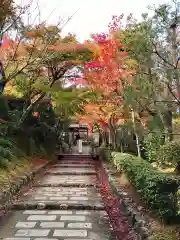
[163,110,173,142]
[108,115,117,150]
[175,163,180,175]
[19,92,46,125]
[101,131,106,147]
[131,109,141,157]
[171,25,180,101]
[108,127,115,149]
[0,61,7,92]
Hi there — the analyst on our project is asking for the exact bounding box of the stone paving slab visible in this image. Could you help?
[23,187,101,198]
[0,210,115,240]
[57,161,94,165]
[12,202,105,211]
[58,159,94,165]
[12,201,105,211]
[45,168,96,175]
[49,168,96,172]
[18,186,103,206]
[33,183,97,188]
[52,164,94,168]
[44,172,96,176]
[39,175,97,186]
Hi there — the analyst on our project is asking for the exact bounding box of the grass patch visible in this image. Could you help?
[0,157,33,190]
[115,172,130,186]
[149,227,178,240]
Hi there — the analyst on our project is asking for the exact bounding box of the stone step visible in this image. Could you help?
[21,186,102,204]
[58,161,94,164]
[27,186,99,193]
[57,155,92,161]
[44,172,97,176]
[48,167,96,171]
[45,167,96,175]
[0,153,118,240]
[33,183,98,188]
[52,164,95,168]
[12,202,105,210]
[0,210,115,240]
[38,175,97,186]
[58,154,91,157]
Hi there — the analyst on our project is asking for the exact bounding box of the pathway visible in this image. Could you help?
[0,150,116,240]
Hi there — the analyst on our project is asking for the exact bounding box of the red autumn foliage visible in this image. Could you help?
[83,32,133,97]
[95,160,135,239]
[98,119,109,129]
[33,112,39,117]
[76,17,136,128]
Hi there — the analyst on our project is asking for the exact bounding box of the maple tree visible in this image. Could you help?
[0,1,94,157]
[0,24,93,124]
[84,33,135,95]
[76,26,136,149]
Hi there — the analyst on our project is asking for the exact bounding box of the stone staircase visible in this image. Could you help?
[0,153,115,240]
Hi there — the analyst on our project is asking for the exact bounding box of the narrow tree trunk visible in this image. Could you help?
[108,126,115,149]
[104,130,109,147]
[99,129,106,147]
[108,115,117,150]
[95,124,101,147]
[171,25,180,101]
[131,109,141,157]
[0,61,6,93]
[163,110,173,142]
[19,92,46,125]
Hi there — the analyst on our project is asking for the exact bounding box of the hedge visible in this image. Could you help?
[157,140,180,168]
[106,151,180,222]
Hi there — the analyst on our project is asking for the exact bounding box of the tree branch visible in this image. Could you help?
[152,41,175,68]
[175,57,180,69]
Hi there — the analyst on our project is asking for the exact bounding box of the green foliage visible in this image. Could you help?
[109,152,179,222]
[0,137,13,148]
[0,146,13,160]
[144,132,164,163]
[0,1,94,170]
[0,137,15,168]
[98,147,112,162]
[157,140,180,167]
[0,97,9,121]
[0,0,20,33]
[0,157,10,169]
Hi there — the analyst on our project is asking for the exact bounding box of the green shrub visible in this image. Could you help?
[144,133,164,163]
[0,138,13,148]
[0,146,14,160]
[157,140,180,167]
[0,157,10,169]
[111,152,179,222]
